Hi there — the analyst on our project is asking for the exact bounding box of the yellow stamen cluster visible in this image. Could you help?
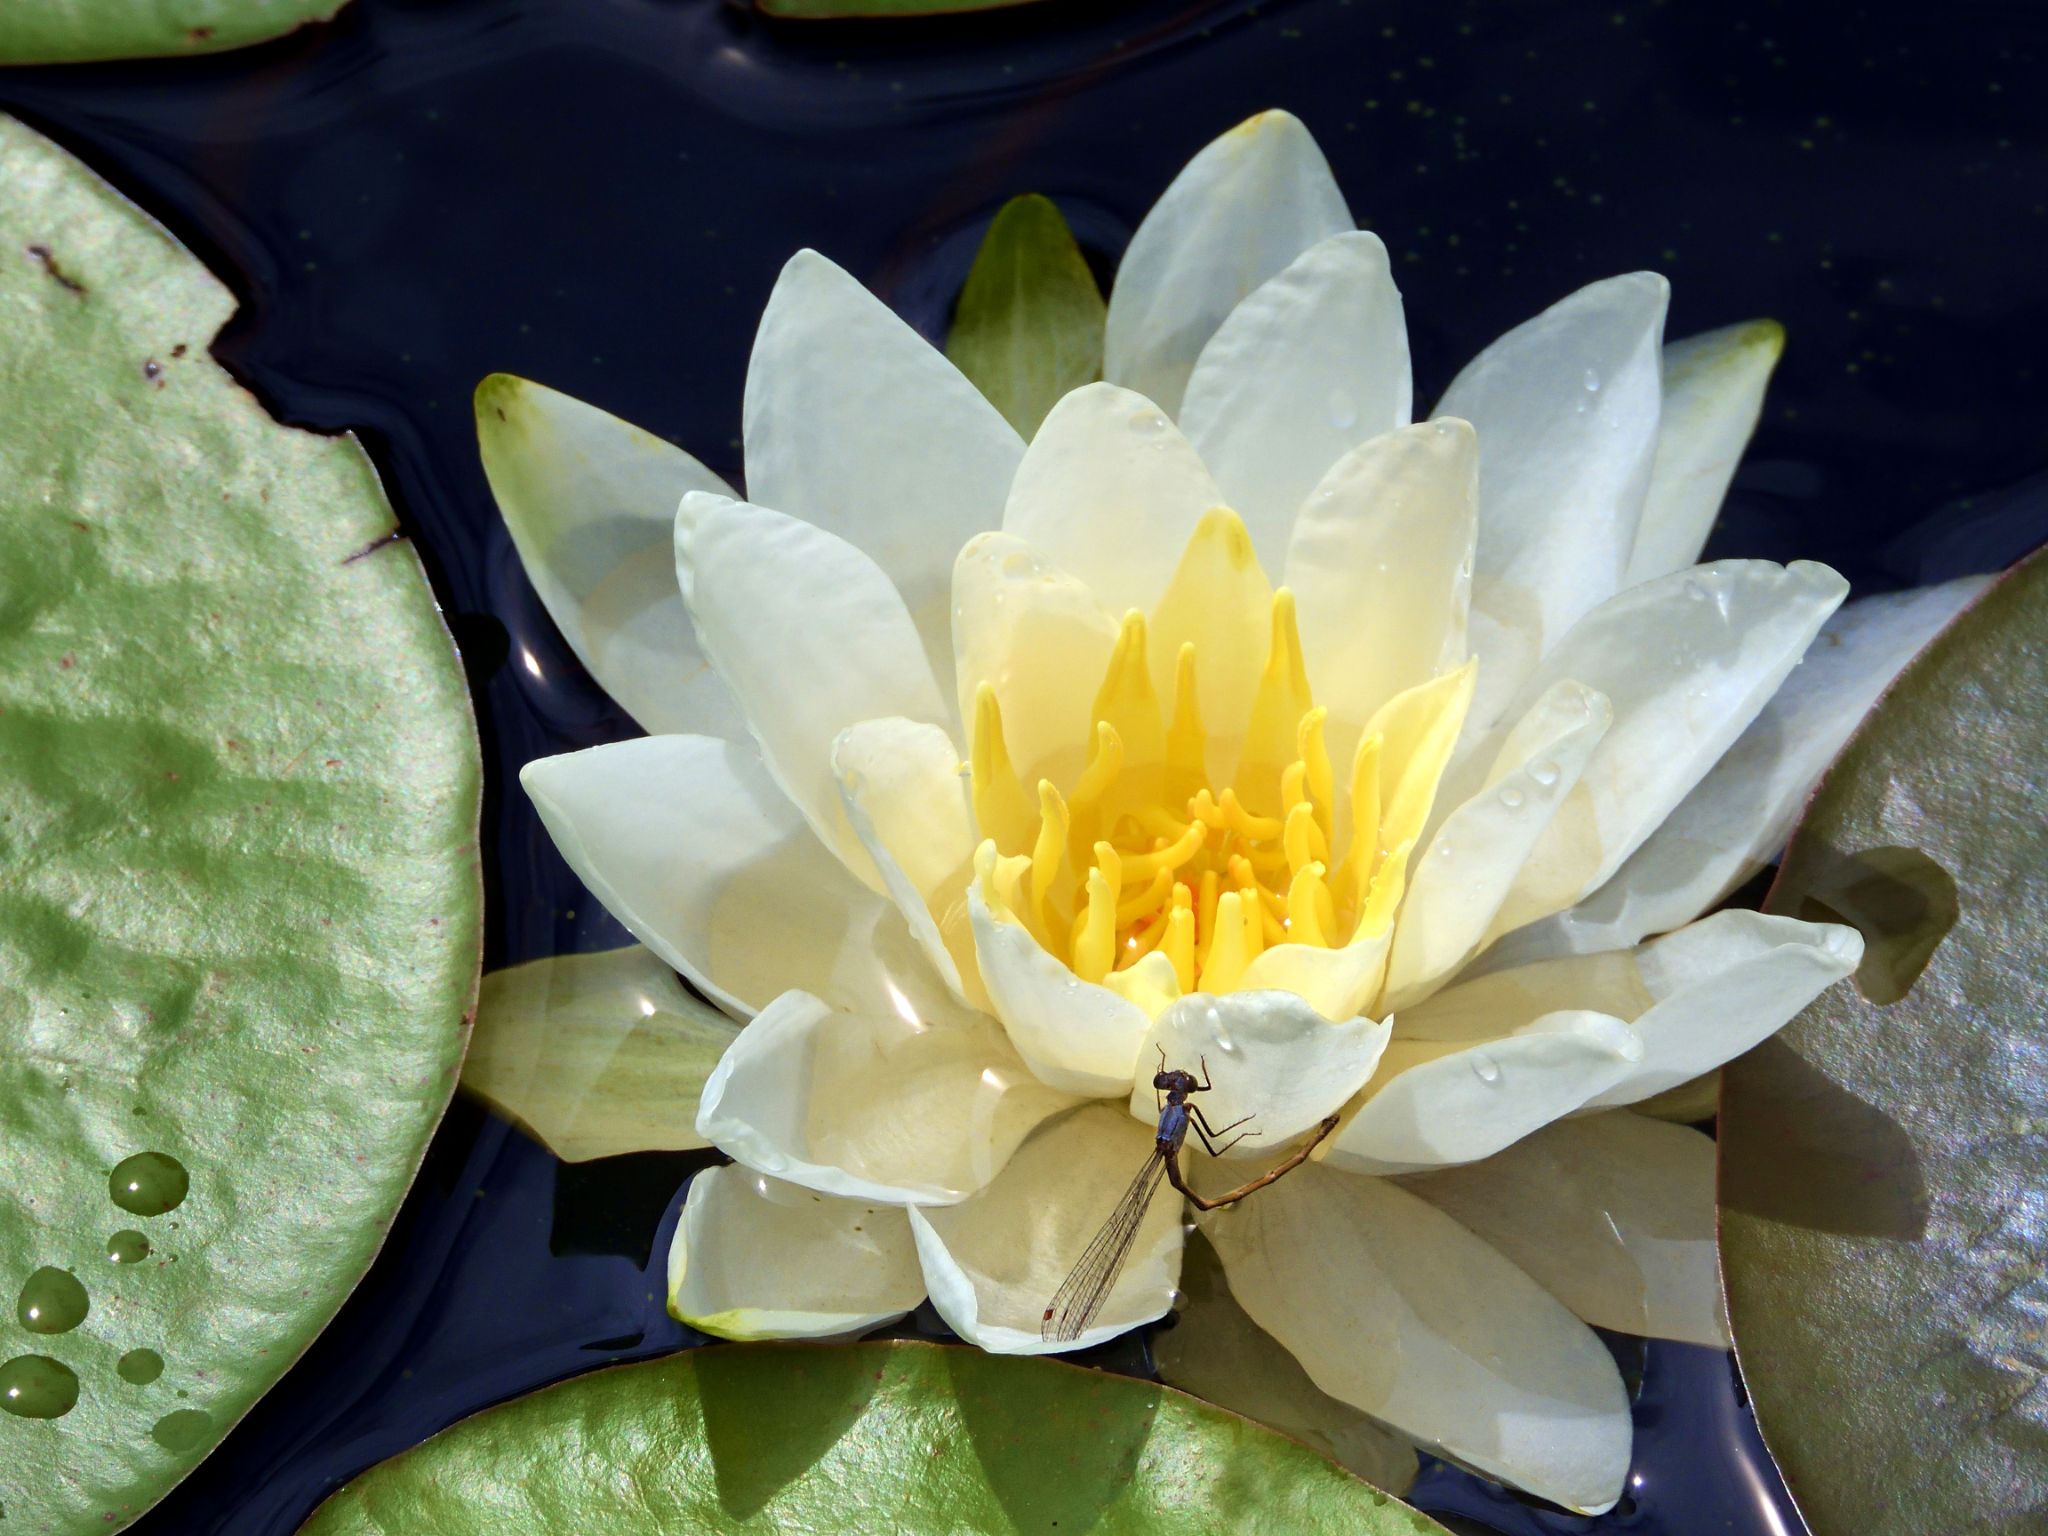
[972,587,1402,994]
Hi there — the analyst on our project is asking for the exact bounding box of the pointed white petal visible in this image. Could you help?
[909,1103,1184,1354]
[678,491,949,886]
[1154,1233,1421,1496]
[1624,321,1785,584]
[668,1166,923,1341]
[1480,559,1847,933]
[833,718,977,1002]
[1000,382,1226,619]
[1383,682,1611,1009]
[1403,1112,1728,1347]
[1320,1012,1642,1175]
[464,945,737,1161]
[1105,109,1352,418]
[969,890,1155,1096]
[697,988,1076,1206]
[521,735,951,1021]
[1491,574,1991,963]
[1285,419,1478,739]
[1584,909,1862,1107]
[1439,273,1669,722]
[1180,231,1411,555]
[1127,991,1392,1152]
[743,249,1023,675]
[950,532,1118,784]
[477,376,740,737]
[1203,1164,1631,1513]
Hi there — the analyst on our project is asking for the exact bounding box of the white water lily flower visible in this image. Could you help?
[480,110,1988,1514]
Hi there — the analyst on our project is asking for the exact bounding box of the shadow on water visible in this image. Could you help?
[694,1344,885,1519]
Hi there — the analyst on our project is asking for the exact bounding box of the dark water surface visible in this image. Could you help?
[3,0,2043,1530]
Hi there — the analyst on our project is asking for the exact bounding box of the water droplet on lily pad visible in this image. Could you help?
[109,1151,189,1216]
[16,1267,88,1334]
[150,1407,210,1453]
[118,1349,165,1386]
[0,1354,80,1419]
[107,1229,152,1264]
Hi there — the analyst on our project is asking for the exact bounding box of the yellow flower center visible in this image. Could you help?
[968,508,1473,997]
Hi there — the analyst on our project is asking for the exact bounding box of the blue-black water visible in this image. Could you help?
[2,0,2042,1530]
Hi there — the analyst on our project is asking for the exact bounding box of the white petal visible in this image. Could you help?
[1624,321,1785,585]
[969,889,1154,1096]
[1203,1164,1631,1513]
[1320,1012,1643,1175]
[521,734,950,1021]
[1438,273,1669,723]
[697,988,1076,1205]
[1104,109,1352,418]
[833,717,977,1001]
[668,1166,923,1341]
[910,1103,1184,1354]
[1403,1113,1728,1347]
[1481,559,1847,934]
[1383,682,1612,1010]
[1000,383,1225,619]
[678,491,949,886]
[950,532,1118,784]
[742,249,1023,676]
[1153,1233,1421,1496]
[1127,991,1392,1153]
[1584,909,1862,1107]
[463,945,737,1161]
[1492,574,1991,963]
[477,376,741,737]
[1180,231,1411,555]
[1285,419,1478,740]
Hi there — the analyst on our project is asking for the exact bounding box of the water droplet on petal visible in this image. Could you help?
[1327,388,1358,430]
[1583,367,1602,392]
[16,1268,88,1335]
[1529,760,1561,788]
[0,1355,79,1419]
[1469,1051,1502,1084]
[1497,785,1526,811]
[1683,576,1708,601]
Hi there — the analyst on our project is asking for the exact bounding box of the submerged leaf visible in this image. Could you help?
[1721,552,2048,1534]
[462,947,738,1161]
[298,1342,1453,1534]
[1154,1233,1420,1496]
[946,193,1107,439]
[0,116,480,1529]
[0,0,349,63]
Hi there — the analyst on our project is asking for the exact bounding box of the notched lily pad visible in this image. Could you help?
[0,115,480,1530]
[1721,550,2048,1535]
[0,0,350,64]
[298,1341,1454,1534]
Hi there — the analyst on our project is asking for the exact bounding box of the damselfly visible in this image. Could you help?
[1040,1052,1338,1343]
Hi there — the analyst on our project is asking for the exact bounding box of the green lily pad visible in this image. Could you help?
[0,0,349,64]
[946,193,1106,439]
[298,1341,1454,1534]
[0,115,479,1530]
[462,947,738,1162]
[1721,552,2047,1534]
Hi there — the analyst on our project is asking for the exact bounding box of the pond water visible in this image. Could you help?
[2,0,2042,1530]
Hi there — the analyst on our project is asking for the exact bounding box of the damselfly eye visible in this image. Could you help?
[1152,1070,1175,1090]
